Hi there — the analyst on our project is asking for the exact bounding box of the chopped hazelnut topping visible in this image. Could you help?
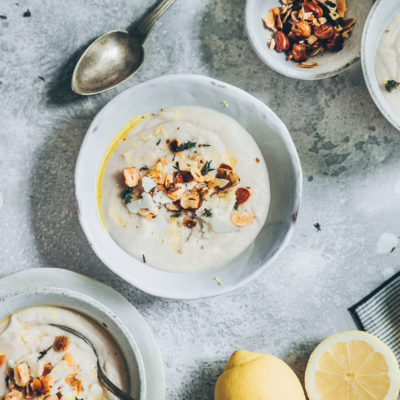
[166,202,180,211]
[0,354,6,368]
[231,211,255,227]
[235,187,253,207]
[53,336,70,352]
[5,391,22,400]
[123,167,139,187]
[180,188,201,210]
[164,173,174,189]
[14,362,30,387]
[62,353,75,366]
[42,362,53,376]
[169,138,180,153]
[175,171,194,183]
[167,185,185,200]
[65,374,82,394]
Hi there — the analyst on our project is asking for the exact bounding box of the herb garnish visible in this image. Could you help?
[142,254,146,263]
[172,161,181,172]
[199,144,211,147]
[172,212,181,218]
[156,139,161,146]
[38,346,52,360]
[314,223,321,232]
[177,141,197,152]
[201,160,214,176]
[23,9,31,17]
[0,15,7,19]
[385,80,400,93]
[202,208,212,218]
[140,166,148,171]
[120,187,135,204]
[38,76,45,82]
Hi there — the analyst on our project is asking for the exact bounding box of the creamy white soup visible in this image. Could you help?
[376,13,400,115]
[98,106,270,272]
[0,307,127,400]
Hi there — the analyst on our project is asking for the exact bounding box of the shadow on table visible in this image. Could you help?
[283,339,321,390]
[176,359,225,400]
[198,0,400,178]
[29,117,158,308]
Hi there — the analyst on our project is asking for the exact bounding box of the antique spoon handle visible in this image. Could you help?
[136,0,176,41]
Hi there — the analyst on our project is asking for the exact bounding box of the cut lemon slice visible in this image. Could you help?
[305,331,400,400]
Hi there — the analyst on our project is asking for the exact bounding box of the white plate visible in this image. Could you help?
[0,268,165,400]
[75,74,302,299]
[245,0,372,80]
[361,0,400,131]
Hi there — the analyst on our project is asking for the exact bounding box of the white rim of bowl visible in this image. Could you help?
[361,0,400,131]
[244,0,361,80]
[0,287,147,399]
[75,73,303,299]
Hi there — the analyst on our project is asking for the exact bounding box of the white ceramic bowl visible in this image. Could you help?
[0,286,146,400]
[245,0,372,80]
[75,74,302,299]
[362,0,400,131]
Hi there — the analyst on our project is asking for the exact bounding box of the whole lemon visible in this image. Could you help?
[215,350,306,400]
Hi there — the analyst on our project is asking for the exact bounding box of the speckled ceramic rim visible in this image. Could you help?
[244,0,362,80]
[361,0,400,131]
[0,286,147,400]
[75,74,302,299]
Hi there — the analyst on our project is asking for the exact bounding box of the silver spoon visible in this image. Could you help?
[71,0,176,96]
[50,324,136,400]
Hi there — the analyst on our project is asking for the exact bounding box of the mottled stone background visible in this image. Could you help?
[1,0,400,398]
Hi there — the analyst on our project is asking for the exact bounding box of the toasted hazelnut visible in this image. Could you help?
[289,43,308,62]
[337,0,347,17]
[183,218,197,229]
[175,171,194,184]
[14,362,30,387]
[208,178,230,190]
[0,354,6,369]
[166,202,180,211]
[326,31,344,52]
[291,20,311,39]
[167,185,185,200]
[297,62,318,68]
[180,189,201,210]
[231,211,255,227]
[303,2,323,18]
[164,173,174,189]
[216,168,240,190]
[41,376,55,395]
[169,138,180,153]
[343,18,356,31]
[218,163,233,170]
[196,183,210,197]
[235,188,252,207]
[123,167,139,188]
[65,374,82,394]
[262,7,281,32]
[42,362,53,376]
[138,207,159,219]
[314,23,335,40]
[274,31,290,53]
[53,335,70,352]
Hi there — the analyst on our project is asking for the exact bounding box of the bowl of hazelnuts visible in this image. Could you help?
[245,0,373,80]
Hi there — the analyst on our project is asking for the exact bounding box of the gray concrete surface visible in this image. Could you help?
[1,0,400,398]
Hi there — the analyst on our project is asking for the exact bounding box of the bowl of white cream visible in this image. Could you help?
[0,288,146,400]
[362,0,400,131]
[75,74,302,299]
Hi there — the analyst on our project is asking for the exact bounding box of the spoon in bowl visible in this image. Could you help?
[50,324,136,400]
[71,0,176,96]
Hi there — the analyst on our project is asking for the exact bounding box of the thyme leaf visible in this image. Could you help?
[201,160,214,176]
[177,141,197,152]
[121,187,135,204]
[314,223,321,232]
[38,346,52,360]
[202,208,212,218]
[385,80,400,93]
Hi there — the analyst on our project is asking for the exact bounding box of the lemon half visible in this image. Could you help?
[305,331,400,400]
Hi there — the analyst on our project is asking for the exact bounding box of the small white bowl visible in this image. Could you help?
[362,0,400,131]
[0,287,146,400]
[75,74,302,299]
[245,0,372,80]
